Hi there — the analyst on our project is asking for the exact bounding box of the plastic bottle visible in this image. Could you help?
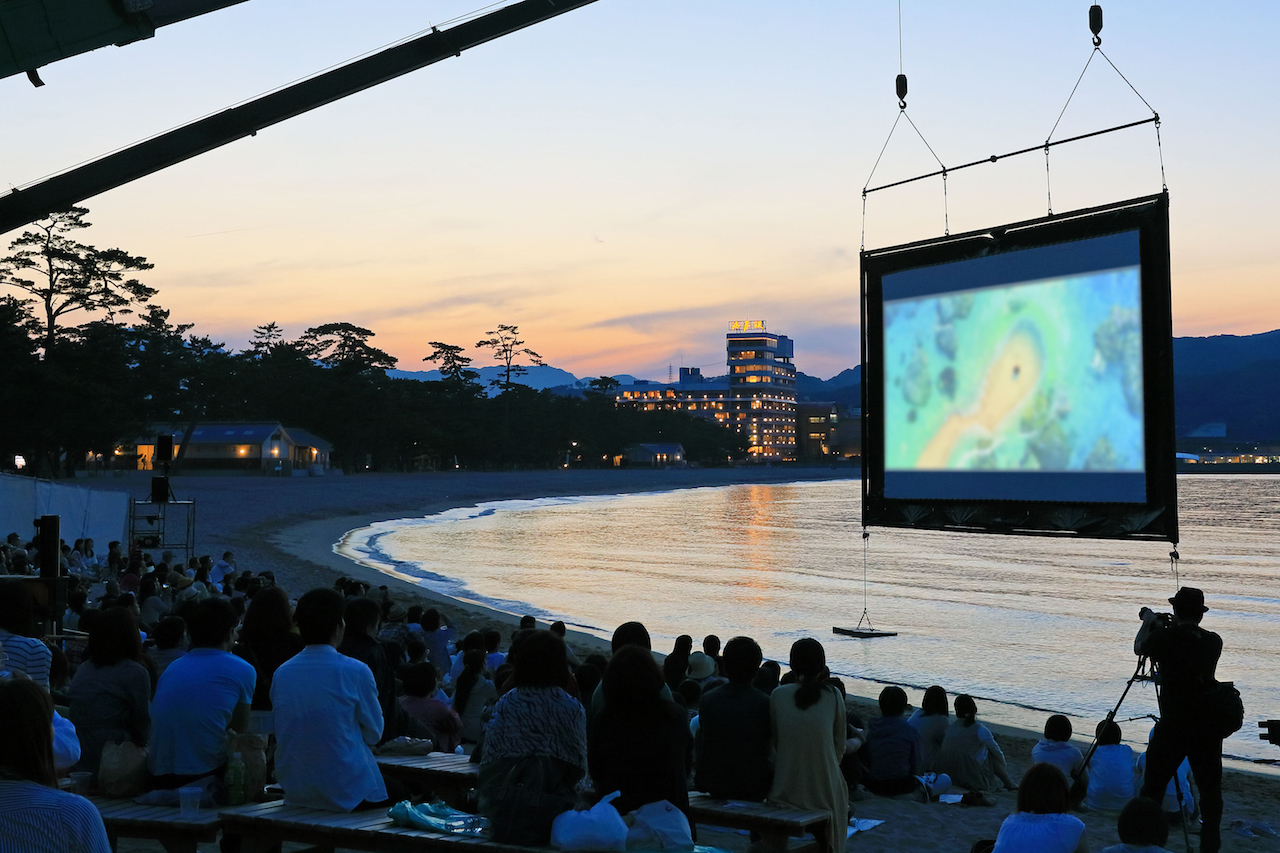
[225,752,246,805]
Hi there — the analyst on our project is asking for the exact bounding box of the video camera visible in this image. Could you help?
[1138,607,1174,627]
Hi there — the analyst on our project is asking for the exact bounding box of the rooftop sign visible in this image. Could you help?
[728,320,767,331]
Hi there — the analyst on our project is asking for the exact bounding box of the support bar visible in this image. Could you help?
[0,0,600,235]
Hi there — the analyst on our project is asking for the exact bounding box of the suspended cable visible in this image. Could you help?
[861,3,1167,228]
[897,0,904,74]
[864,115,1157,195]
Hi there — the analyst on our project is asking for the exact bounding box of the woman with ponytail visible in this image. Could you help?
[768,638,848,853]
[452,648,497,744]
[932,694,1018,793]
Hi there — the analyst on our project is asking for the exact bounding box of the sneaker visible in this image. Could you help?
[1230,819,1255,838]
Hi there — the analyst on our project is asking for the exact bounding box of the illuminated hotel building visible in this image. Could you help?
[615,321,797,460]
[726,320,797,458]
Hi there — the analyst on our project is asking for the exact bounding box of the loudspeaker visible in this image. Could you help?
[155,434,173,464]
[150,476,170,504]
[35,515,59,579]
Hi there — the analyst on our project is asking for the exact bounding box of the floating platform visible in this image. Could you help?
[833,626,898,639]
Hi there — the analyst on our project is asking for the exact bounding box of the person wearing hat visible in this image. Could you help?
[1134,586,1224,853]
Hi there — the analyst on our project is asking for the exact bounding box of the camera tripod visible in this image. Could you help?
[1076,653,1196,853]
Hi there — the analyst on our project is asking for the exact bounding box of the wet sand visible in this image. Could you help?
[80,468,1278,852]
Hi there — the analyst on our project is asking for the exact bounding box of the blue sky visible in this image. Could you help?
[3,0,1277,379]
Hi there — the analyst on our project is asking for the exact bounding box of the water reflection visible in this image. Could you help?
[342,477,1280,764]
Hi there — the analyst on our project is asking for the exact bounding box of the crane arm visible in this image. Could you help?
[0,0,601,236]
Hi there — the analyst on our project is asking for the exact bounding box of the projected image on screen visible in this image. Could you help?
[885,268,1145,477]
[863,195,1176,539]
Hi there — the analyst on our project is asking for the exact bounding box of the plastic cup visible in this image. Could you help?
[69,772,93,795]
[178,787,202,818]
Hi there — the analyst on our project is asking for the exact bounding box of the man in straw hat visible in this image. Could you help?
[1135,586,1225,853]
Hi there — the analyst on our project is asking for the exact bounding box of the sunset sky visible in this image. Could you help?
[3,0,1278,380]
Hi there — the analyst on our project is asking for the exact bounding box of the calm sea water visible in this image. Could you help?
[337,475,1280,765]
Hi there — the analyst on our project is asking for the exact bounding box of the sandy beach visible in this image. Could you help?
[81,468,1278,853]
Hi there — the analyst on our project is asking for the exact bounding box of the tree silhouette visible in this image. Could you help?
[475,323,544,392]
[298,322,397,372]
[0,207,155,351]
[424,340,480,387]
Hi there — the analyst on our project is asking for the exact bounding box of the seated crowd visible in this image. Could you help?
[0,535,1190,853]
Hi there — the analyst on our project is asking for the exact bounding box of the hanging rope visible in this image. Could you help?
[856,528,874,631]
[861,1,951,248]
[862,4,1167,223]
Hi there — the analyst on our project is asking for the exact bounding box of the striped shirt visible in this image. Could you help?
[0,779,111,853]
[0,629,52,688]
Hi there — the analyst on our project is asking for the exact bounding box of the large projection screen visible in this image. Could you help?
[861,193,1177,542]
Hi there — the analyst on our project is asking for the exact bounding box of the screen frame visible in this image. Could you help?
[860,192,1178,543]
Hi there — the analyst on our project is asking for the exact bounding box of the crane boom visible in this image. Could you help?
[0,0,601,235]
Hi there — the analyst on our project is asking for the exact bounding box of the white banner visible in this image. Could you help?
[0,474,128,551]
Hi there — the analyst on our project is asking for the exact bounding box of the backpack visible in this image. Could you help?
[1200,680,1244,739]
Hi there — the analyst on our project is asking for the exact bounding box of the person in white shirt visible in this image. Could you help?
[1033,714,1088,806]
[271,587,391,811]
[210,552,236,588]
[1086,719,1137,812]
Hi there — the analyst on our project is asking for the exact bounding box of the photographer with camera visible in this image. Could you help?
[1134,587,1224,853]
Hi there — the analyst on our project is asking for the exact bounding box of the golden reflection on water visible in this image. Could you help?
[362,477,1280,763]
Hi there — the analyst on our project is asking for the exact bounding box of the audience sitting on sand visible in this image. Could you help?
[863,685,951,800]
[908,684,951,768]
[933,694,1019,794]
[1034,714,1088,804]
[983,762,1088,853]
[1086,720,1137,812]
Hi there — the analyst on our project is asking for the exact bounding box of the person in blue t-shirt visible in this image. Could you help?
[148,597,256,788]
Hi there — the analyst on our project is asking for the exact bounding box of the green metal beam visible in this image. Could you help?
[0,0,602,235]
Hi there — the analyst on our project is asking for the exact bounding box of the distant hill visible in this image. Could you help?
[388,364,579,391]
[383,330,1280,439]
[1173,329,1280,377]
[1176,359,1280,441]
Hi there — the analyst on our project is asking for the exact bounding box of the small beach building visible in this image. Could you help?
[123,422,333,474]
[626,443,686,468]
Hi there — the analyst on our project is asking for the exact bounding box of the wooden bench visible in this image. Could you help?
[376,752,480,808]
[219,800,535,853]
[91,796,222,853]
[686,793,831,853]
